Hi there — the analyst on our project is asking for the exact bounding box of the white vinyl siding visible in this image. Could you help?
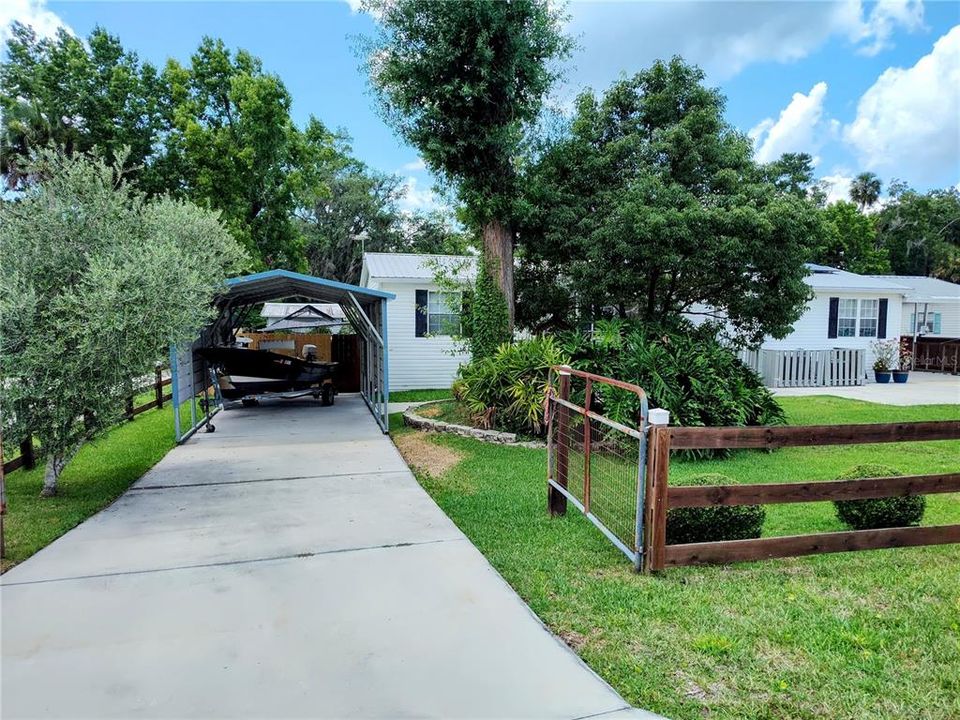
[372,279,470,390]
[902,301,959,338]
[761,291,903,380]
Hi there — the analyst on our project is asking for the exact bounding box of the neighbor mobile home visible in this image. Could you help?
[741,264,910,387]
[360,252,477,391]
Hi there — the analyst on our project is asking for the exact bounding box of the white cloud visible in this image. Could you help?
[342,0,363,13]
[566,0,925,84]
[844,25,960,186]
[401,158,426,172]
[819,173,854,204]
[852,0,925,56]
[1,0,71,46]
[397,176,437,214]
[751,82,830,163]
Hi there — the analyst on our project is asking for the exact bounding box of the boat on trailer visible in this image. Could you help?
[199,346,338,405]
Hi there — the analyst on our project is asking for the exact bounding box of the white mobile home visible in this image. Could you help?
[360,252,477,391]
[742,264,909,386]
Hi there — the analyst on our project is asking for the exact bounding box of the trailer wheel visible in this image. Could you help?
[205,423,216,433]
[321,385,335,407]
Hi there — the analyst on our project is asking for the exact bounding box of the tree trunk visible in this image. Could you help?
[481,218,515,332]
[41,456,59,498]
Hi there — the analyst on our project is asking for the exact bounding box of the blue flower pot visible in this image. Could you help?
[874,371,891,383]
[892,371,909,384]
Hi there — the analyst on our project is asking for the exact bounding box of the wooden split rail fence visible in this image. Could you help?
[2,366,172,476]
[642,420,960,571]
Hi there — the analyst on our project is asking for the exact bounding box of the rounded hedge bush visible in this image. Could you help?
[833,464,925,530]
[666,473,765,545]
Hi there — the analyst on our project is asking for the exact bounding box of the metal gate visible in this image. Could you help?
[546,366,649,569]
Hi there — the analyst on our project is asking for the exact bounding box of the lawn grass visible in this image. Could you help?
[392,396,960,719]
[1,402,189,572]
[389,388,453,403]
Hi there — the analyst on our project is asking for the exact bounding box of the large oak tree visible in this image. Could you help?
[515,58,825,345]
[361,0,571,330]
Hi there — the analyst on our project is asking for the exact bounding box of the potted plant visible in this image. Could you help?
[870,339,897,383]
[893,338,912,383]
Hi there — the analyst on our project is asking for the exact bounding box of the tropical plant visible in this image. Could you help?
[850,172,882,211]
[558,319,786,437]
[453,336,568,436]
[833,465,925,530]
[666,474,765,544]
[0,150,247,496]
[361,0,573,330]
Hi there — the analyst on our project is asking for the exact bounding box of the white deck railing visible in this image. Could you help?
[739,348,865,388]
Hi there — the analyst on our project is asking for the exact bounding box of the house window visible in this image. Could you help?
[427,291,461,336]
[911,312,943,334]
[859,299,879,337]
[837,299,858,337]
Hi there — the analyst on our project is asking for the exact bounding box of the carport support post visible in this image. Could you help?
[548,369,570,516]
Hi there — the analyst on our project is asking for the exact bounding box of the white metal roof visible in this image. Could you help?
[261,302,346,319]
[803,264,910,293]
[362,252,477,282]
[865,275,960,303]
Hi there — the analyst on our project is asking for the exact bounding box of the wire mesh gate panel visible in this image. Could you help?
[170,341,220,443]
[547,366,649,569]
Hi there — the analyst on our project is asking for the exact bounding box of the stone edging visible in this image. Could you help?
[402,406,545,448]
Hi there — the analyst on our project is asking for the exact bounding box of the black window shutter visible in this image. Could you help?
[827,297,839,339]
[878,298,888,338]
[415,289,428,337]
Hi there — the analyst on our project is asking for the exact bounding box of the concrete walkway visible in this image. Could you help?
[2,395,653,719]
[772,371,960,406]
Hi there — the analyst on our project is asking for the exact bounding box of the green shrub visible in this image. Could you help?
[666,473,766,545]
[559,319,785,438]
[833,464,925,530]
[454,336,568,436]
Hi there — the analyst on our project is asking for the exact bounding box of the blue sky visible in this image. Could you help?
[4,0,959,211]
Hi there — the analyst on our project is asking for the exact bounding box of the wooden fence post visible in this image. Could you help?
[19,437,35,471]
[549,369,571,516]
[643,421,672,573]
[155,365,164,409]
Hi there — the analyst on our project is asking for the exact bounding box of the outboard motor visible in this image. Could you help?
[302,344,317,362]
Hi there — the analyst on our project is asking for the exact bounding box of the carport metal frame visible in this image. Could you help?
[172,270,395,441]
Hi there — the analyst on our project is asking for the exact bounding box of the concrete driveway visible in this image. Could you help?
[773,370,960,405]
[1,395,653,719]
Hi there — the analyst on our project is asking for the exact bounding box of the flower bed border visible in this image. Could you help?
[402,405,544,447]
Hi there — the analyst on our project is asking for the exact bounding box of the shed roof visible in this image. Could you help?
[362,252,476,282]
[865,275,960,302]
[221,269,395,308]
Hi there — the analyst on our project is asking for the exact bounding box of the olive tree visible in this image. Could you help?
[0,151,246,496]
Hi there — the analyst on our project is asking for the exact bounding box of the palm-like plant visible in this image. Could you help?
[850,172,882,211]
